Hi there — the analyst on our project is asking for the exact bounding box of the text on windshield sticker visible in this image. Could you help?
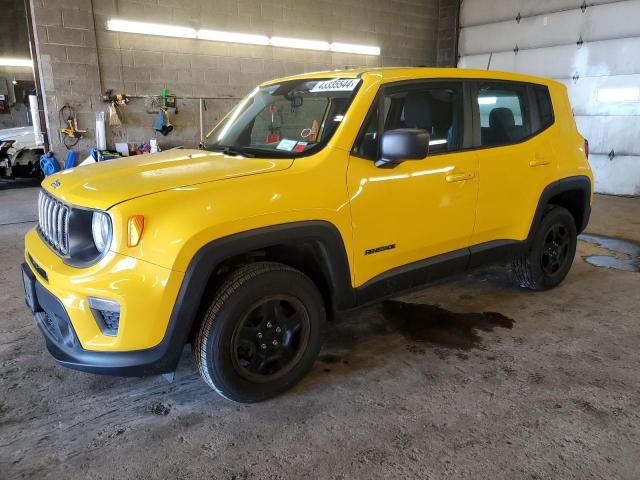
[310,78,360,93]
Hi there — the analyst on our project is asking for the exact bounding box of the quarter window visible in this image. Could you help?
[477,83,530,146]
[533,85,554,130]
[354,82,464,159]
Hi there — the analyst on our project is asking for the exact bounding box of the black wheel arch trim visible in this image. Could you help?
[527,175,592,241]
[153,220,354,373]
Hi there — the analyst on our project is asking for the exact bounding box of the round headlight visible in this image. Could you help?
[91,211,112,254]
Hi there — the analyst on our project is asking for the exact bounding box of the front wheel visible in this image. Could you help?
[193,262,326,403]
[511,205,577,290]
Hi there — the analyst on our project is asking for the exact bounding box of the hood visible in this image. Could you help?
[43,149,293,210]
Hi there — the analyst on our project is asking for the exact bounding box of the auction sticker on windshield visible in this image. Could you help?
[310,78,360,93]
[276,139,297,151]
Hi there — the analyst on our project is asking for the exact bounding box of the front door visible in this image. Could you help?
[347,81,479,287]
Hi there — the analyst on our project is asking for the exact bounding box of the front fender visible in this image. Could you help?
[147,221,355,373]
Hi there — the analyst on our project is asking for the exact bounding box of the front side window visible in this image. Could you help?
[354,82,464,159]
[204,78,361,157]
[477,83,530,147]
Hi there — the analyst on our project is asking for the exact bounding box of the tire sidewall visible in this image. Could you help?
[203,268,325,402]
[528,207,577,289]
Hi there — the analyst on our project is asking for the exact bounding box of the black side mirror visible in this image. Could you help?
[375,128,430,168]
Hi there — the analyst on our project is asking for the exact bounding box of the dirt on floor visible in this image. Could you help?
[0,190,639,479]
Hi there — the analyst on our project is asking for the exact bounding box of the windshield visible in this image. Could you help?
[205,78,361,157]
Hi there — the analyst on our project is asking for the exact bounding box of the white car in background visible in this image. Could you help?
[0,126,44,178]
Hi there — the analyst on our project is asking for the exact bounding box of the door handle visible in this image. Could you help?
[445,172,475,183]
[529,153,551,167]
[529,159,550,167]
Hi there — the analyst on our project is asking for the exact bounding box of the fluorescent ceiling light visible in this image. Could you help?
[0,57,33,67]
[198,29,269,45]
[478,96,497,105]
[596,87,640,103]
[270,36,330,51]
[106,18,379,55]
[429,139,447,146]
[106,19,196,39]
[330,42,380,56]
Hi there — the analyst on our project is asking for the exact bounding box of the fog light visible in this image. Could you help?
[88,297,120,336]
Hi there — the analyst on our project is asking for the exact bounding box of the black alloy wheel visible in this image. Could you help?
[194,262,325,403]
[232,295,310,381]
[511,205,577,290]
[540,223,571,275]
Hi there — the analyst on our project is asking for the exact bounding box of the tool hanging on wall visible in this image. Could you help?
[102,90,127,128]
[161,87,177,111]
[143,92,178,114]
[108,102,122,127]
[102,89,129,106]
[59,105,86,149]
[154,106,173,136]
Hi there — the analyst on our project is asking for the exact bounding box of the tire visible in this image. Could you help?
[511,205,577,290]
[193,261,326,403]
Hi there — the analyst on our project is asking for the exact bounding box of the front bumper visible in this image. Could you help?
[23,226,188,376]
[22,262,178,376]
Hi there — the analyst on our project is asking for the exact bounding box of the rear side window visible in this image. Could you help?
[533,85,554,130]
[477,83,531,147]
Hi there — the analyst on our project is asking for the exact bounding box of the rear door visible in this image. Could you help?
[471,80,556,245]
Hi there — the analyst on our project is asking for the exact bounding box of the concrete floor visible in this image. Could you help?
[1,188,639,479]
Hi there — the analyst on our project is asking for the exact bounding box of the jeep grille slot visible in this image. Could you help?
[38,190,70,255]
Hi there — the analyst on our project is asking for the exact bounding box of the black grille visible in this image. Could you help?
[100,310,120,331]
[37,190,70,255]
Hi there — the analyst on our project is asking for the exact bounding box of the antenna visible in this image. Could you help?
[486,52,493,70]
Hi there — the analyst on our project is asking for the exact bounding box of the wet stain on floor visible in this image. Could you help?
[579,234,640,272]
[381,300,514,350]
[319,354,342,364]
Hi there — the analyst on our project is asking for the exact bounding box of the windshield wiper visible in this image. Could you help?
[208,145,255,158]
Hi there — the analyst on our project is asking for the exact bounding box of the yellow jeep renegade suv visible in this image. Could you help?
[22,68,592,402]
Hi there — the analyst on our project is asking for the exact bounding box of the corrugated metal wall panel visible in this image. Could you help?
[460,0,623,28]
[458,0,640,195]
[459,38,640,79]
[561,75,640,116]
[589,154,640,194]
[576,116,640,155]
[460,1,640,55]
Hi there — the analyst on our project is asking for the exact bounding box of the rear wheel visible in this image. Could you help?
[194,262,325,403]
[511,205,577,290]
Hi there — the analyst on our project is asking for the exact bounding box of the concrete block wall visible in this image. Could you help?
[436,0,459,67]
[30,0,102,157]
[29,0,456,160]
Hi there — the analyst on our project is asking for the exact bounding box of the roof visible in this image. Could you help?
[262,67,560,88]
